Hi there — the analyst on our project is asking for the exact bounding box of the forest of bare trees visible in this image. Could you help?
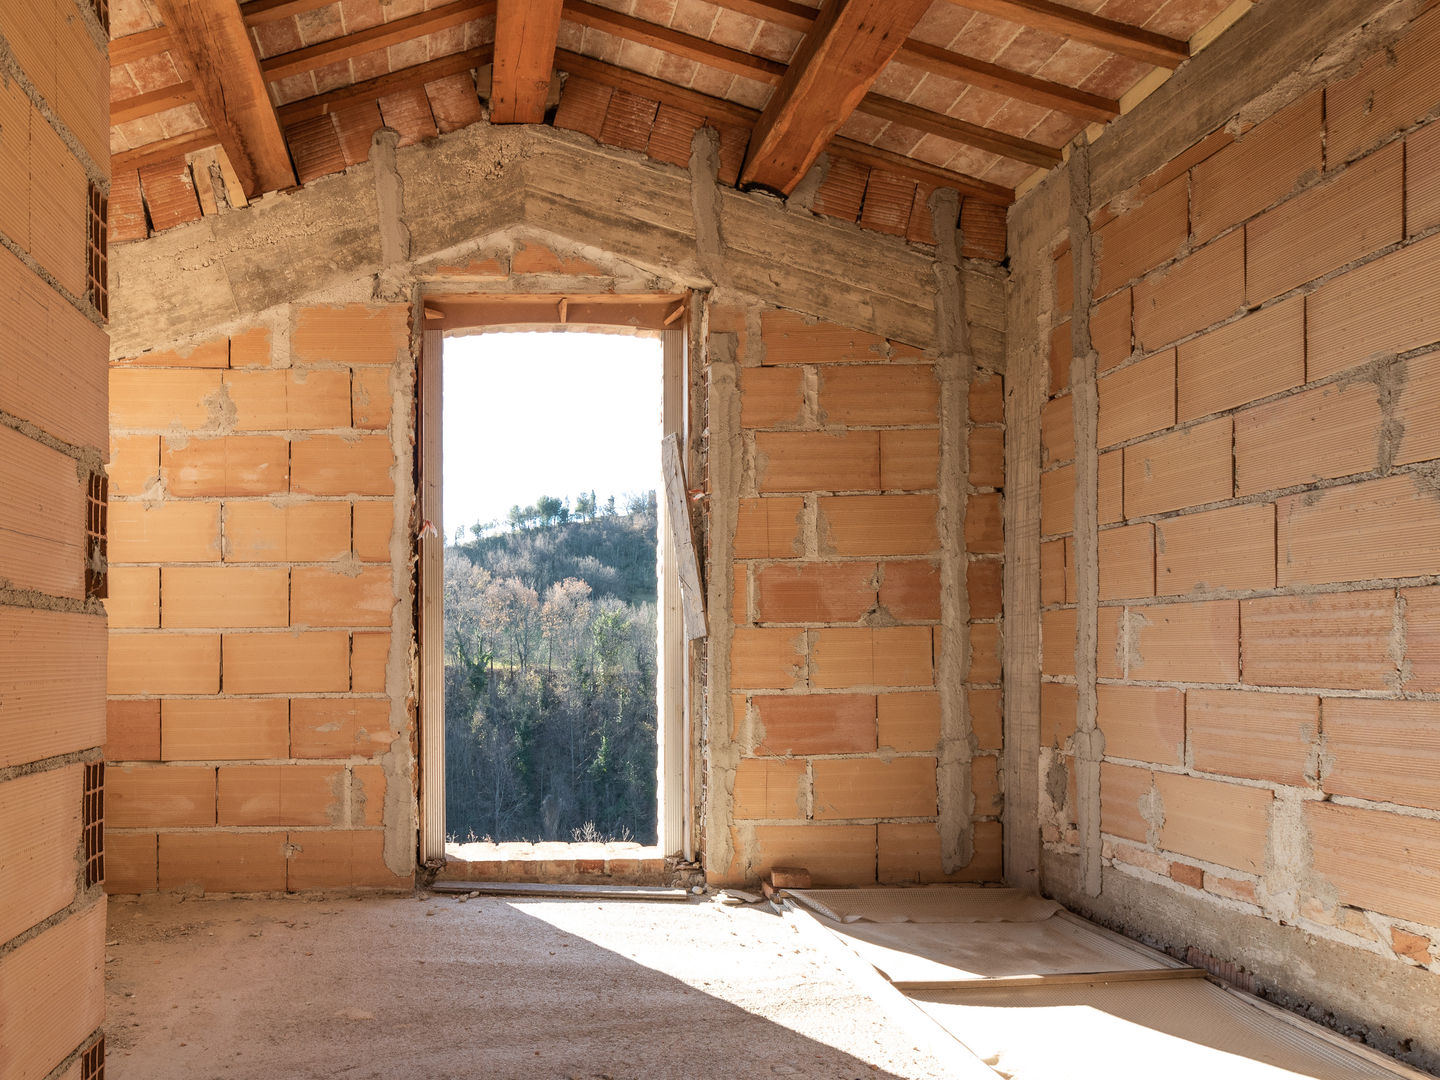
[443,493,659,845]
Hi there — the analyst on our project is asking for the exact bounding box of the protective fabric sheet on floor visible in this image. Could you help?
[787,886,1061,923]
[909,979,1410,1080]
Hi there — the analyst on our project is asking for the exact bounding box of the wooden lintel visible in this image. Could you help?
[490,0,565,124]
[739,0,933,195]
[429,292,686,332]
[947,0,1190,68]
[896,39,1118,124]
[111,128,219,172]
[277,47,494,126]
[153,0,297,197]
[111,81,196,126]
[562,0,784,84]
[856,93,1062,169]
[110,26,174,67]
[261,0,496,83]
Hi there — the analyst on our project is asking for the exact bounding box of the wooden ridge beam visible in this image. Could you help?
[491,0,564,123]
[740,0,934,194]
[562,0,785,83]
[856,93,1061,168]
[896,39,1117,123]
[277,45,493,125]
[111,81,196,125]
[154,0,297,197]
[110,26,173,66]
[945,0,1190,68]
[111,128,218,172]
[261,0,496,83]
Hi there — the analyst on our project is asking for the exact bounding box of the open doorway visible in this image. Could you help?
[442,331,663,848]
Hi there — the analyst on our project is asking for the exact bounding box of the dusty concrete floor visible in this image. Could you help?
[104,892,952,1080]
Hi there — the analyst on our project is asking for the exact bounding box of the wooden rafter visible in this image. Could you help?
[111,128,218,172]
[260,0,496,83]
[945,0,1190,68]
[152,0,295,197]
[277,46,494,125]
[856,94,1062,168]
[740,0,934,194]
[240,0,336,25]
[110,26,173,66]
[111,81,196,126]
[553,50,1013,204]
[491,0,564,124]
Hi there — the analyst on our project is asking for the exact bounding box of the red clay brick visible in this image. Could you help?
[1094,176,1188,297]
[756,562,876,623]
[966,492,1003,554]
[106,699,161,761]
[1041,393,1074,467]
[1409,121,1440,237]
[0,902,104,1080]
[1123,418,1233,517]
[819,495,938,556]
[752,693,875,755]
[292,566,394,627]
[1041,538,1066,606]
[1041,463,1074,536]
[1133,231,1246,353]
[1305,800,1440,925]
[969,622,1002,684]
[1397,355,1440,467]
[291,304,409,365]
[351,633,389,692]
[1128,599,1240,683]
[161,436,290,497]
[218,763,344,826]
[1098,523,1154,600]
[1042,608,1077,678]
[291,698,393,758]
[1188,689,1318,784]
[108,435,160,496]
[1176,297,1305,421]
[876,692,939,752]
[161,566,289,628]
[970,687,1002,751]
[1100,762,1151,842]
[1325,6,1440,165]
[734,497,804,558]
[968,427,1004,489]
[818,365,938,425]
[1241,590,1395,690]
[290,434,393,496]
[161,699,289,761]
[110,370,222,430]
[1323,698,1440,810]
[287,829,411,889]
[158,831,288,892]
[749,823,877,885]
[224,370,352,431]
[756,430,879,492]
[1098,350,1175,449]
[1404,585,1440,690]
[1098,684,1183,765]
[968,559,1002,620]
[1235,380,1382,496]
[108,632,220,695]
[108,764,216,827]
[760,311,885,364]
[810,627,933,688]
[0,766,81,942]
[352,367,392,430]
[878,819,1002,884]
[1158,503,1276,595]
[1277,474,1440,586]
[0,609,105,769]
[1099,450,1123,525]
[740,366,805,428]
[812,756,936,820]
[733,757,807,819]
[1093,289,1133,373]
[106,832,159,893]
[223,501,351,563]
[881,429,939,490]
[1041,681,1076,749]
[970,371,1004,424]
[223,630,351,693]
[105,566,159,628]
[1156,772,1272,873]
[878,560,941,621]
[731,628,805,689]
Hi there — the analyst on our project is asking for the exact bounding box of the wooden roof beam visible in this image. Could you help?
[491,0,565,123]
[111,82,196,126]
[277,46,494,126]
[241,0,337,25]
[945,0,1190,68]
[152,0,296,197]
[740,0,934,195]
[110,26,173,67]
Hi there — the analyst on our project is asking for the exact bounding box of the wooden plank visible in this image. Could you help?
[111,128,219,173]
[154,0,297,197]
[111,81,197,125]
[431,881,692,900]
[661,433,706,640]
[945,0,1190,68]
[110,26,173,66]
[890,968,1209,991]
[739,0,933,194]
[856,93,1062,168]
[658,330,687,857]
[261,0,496,83]
[241,0,337,25]
[277,47,493,125]
[419,327,445,865]
[427,293,686,331]
[562,0,785,83]
[897,40,1118,123]
[491,0,565,123]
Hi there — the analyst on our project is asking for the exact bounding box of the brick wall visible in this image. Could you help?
[0,0,111,1076]
[710,306,1003,886]
[104,306,414,894]
[1039,0,1440,1017]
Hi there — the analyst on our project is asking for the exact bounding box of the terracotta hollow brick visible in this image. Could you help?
[755,430,880,493]
[161,698,290,761]
[1128,599,1240,683]
[1277,474,1440,587]
[291,304,409,365]
[732,757,807,819]
[879,560,941,621]
[109,501,223,563]
[730,627,806,690]
[291,698,394,758]
[1305,800,1440,926]
[1097,350,1175,449]
[223,630,351,693]
[1157,502,1276,595]
[290,434,394,496]
[107,764,216,827]
[876,691,939,752]
[108,632,220,695]
[291,566,395,626]
[157,831,288,892]
[817,365,938,425]
[1133,231,1246,355]
[733,497,804,559]
[755,562,877,623]
[819,495,938,556]
[1241,590,1395,690]
[218,763,344,826]
[1123,418,1233,518]
[161,566,289,628]
[1234,380,1382,497]
[161,436,290,497]
[1097,684,1183,765]
[1099,762,1151,842]
[1322,698,1440,811]
[760,311,886,364]
[223,501,351,563]
[880,429,939,490]
[105,699,161,761]
[812,756,937,820]
[1188,689,1318,785]
[1155,772,1272,873]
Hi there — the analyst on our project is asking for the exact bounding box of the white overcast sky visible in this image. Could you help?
[442,331,663,539]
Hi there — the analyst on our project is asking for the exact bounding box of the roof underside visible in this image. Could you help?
[107,0,1247,254]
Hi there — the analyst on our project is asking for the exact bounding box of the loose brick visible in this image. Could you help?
[755,562,876,623]
[0,766,81,943]
[813,756,936,819]
[291,698,394,758]
[1306,800,1440,926]
[1094,176,1188,297]
[1325,7,1440,165]
[730,627,805,689]
[1241,591,1395,690]
[1323,698,1440,811]
[734,497,804,558]
[108,632,220,695]
[1156,772,1272,872]
[158,831,288,892]
[878,819,1002,884]
[1093,289,1133,373]
[1235,380,1382,496]
[0,902,104,1080]
[1191,91,1323,243]
[879,559,941,621]
[740,366,805,428]
[218,763,343,825]
[1041,681,1077,748]
[1041,394,1074,466]
[968,559,1002,620]
[161,566,289,628]
[1277,474,1440,586]
[162,436,290,497]
[1391,927,1433,965]
[1158,502,1277,594]
[1245,142,1404,304]
[108,764,216,827]
[1124,418,1233,518]
[223,631,351,693]
[818,365,938,425]
[881,429,939,490]
[876,692,939,752]
[1098,523,1154,601]
[110,369,222,430]
[1177,297,1305,421]
[1041,464,1074,537]
[108,435,160,495]
[1308,234,1440,381]
[351,633,389,692]
[291,304,409,365]
[733,757,807,819]
[810,627,933,688]
[1129,599,1240,683]
[1133,230,1246,353]
[749,823,876,885]
[162,699,290,761]
[1409,121,1440,237]
[106,699,161,761]
[287,829,411,889]
[106,566,160,628]
[1396,355,1440,467]
[819,495,938,556]
[291,434,393,495]
[1042,608,1077,677]
[966,492,1002,554]
[1188,689,1318,784]
[292,566,394,627]
[224,501,351,563]
[1407,586,1440,690]
[755,430,879,492]
[1098,684,1183,765]
[105,832,159,894]
[970,372,1003,424]
[109,501,222,563]
[1100,762,1151,842]
[1098,350,1175,449]
[760,311,885,364]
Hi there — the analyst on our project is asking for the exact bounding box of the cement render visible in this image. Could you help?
[103,893,952,1079]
